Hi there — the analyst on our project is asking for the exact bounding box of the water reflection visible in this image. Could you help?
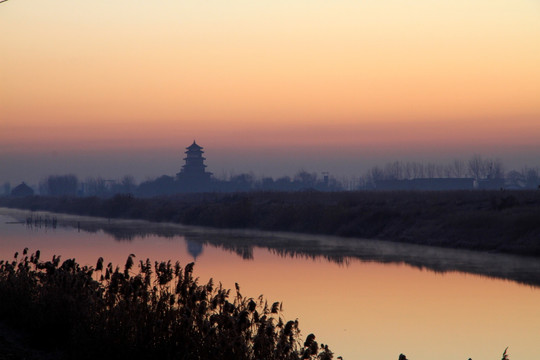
[2,208,540,360]
[3,207,540,288]
[186,240,203,260]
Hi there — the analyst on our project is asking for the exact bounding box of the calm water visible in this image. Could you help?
[1,207,540,360]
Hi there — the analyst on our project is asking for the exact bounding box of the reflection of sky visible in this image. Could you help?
[1,212,540,360]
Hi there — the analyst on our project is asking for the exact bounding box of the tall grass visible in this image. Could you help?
[0,250,334,360]
[0,250,512,359]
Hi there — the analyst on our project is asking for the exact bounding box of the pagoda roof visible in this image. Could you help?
[11,182,34,196]
[186,140,203,150]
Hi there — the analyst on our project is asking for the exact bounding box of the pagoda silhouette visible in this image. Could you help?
[176,141,212,182]
[186,239,203,261]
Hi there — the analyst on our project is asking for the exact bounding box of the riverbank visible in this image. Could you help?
[1,190,539,256]
[3,207,540,287]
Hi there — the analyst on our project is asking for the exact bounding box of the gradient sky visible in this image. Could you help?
[1,0,540,185]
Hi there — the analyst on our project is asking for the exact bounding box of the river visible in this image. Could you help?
[1,207,539,360]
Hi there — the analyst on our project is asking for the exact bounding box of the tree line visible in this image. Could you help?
[359,156,538,189]
[3,155,540,197]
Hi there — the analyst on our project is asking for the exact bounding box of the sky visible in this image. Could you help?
[1,0,540,185]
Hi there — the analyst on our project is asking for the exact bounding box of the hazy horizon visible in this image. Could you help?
[2,144,540,188]
[1,0,539,186]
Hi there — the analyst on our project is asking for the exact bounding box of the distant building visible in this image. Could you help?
[176,140,212,183]
[376,178,475,191]
[477,178,505,190]
[11,182,34,197]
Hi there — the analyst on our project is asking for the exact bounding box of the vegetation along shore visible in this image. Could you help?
[0,251,513,360]
[1,189,540,257]
[0,250,335,360]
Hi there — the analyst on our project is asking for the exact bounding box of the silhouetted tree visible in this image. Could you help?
[523,167,540,189]
[136,175,176,197]
[486,158,505,180]
[258,177,275,190]
[369,166,384,184]
[383,161,403,180]
[229,173,255,191]
[425,162,437,178]
[448,159,466,178]
[2,182,10,196]
[274,176,293,191]
[506,170,525,188]
[294,170,318,189]
[111,175,137,194]
[40,174,78,196]
[468,155,488,180]
[409,161,425,179]
[85,177,110,197]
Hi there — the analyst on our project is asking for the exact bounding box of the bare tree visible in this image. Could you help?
[448,159,466,178]
[120,175,136,194]
[506,170,525,188]
[486,158,504,179]
[425,162,437,178]
[294,170,318,188]
[2,182,11,196]
[467,155,487,180]
[411,162,425,179]
[40,175,78,196]
[384,161,403,180]
[366,166,385,187]
[403,162,414,180]
[523,167,540,189]
[434,163,445,178]
[85,177,109,197]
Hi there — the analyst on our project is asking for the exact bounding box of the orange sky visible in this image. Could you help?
[1,0,540,183]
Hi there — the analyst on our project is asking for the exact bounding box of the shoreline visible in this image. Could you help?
[3,206,540,288]
[1,190,539,258]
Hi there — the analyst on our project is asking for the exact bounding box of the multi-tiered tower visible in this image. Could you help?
[176,141,212,181]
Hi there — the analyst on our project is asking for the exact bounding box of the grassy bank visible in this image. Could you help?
[1,190,540,256]
[0,250,334,360]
